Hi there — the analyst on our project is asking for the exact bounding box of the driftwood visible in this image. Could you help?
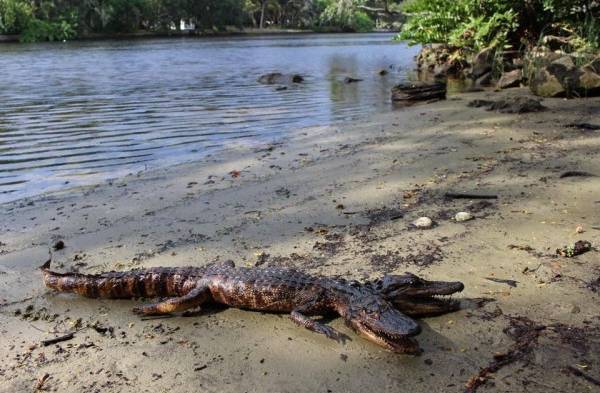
[391,81,446,106]
[41,332,74,346]
[566,365,600,387]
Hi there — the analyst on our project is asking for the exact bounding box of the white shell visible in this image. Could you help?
[412,217,433,229]
[455,212,474,222]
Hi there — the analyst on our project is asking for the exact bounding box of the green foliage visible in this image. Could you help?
[20,18,76,42]
[0,0,391,41]
[319,0,375,32]
[0,0,33,34]
[397,0,600,51]
[397,0,517,50]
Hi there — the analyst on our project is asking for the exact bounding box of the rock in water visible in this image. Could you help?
[470,47,494,79]
[497,69,523,89]
[412,217,433,229]
[455,212,473,222]
[258,73,304,85]
[391,81,446,106]
[344,77,363,83]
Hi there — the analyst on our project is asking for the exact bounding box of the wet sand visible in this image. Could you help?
[1,88,599,392]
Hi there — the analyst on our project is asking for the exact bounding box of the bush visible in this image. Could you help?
[353,11,375,33]
[319,0,375,32]
[20,18,76,42]
[397,0,599,51]
[0,0,33,34]
[397,0,517,51]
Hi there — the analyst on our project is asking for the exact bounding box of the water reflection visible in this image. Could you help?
[0,33,419,202]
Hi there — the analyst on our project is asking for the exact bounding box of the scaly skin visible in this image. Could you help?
[41,260,463,354]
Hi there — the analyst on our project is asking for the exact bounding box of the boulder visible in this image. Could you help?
[580,56,600,94]
[579,68,600,92]
[530,67,566,97]
[529,54,600,97]
[583,56,600,74]
[497,69,522,89]
[471,47,495,79]
[416,44,465,78]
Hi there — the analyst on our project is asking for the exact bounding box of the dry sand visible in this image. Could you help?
[1,88,599,392]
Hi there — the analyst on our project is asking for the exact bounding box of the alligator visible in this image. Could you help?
[41,260,463,354]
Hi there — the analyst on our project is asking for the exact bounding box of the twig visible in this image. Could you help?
[140,315,175,321]
[566,365,600,386]
[484,277,518,288]
[35,373,50,391]
[445,192,498,200]
[0,296,34,308]
[559,171,596,179]
[41,332,74,346]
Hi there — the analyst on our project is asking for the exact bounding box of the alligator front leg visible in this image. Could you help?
[133,284,210,316]
[290,303,347,343]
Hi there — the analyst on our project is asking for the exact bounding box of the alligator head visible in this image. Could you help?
[338,295,422,354]
[371,273,464,317]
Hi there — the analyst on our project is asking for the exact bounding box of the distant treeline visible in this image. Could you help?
[0,0,404,42]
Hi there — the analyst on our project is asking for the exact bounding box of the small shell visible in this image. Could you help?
[455,212,474,222]
[412,217,433,229]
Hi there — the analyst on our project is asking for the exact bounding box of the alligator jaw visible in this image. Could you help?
[354,321,422,354]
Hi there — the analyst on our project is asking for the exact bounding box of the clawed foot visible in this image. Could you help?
[316,324,349,343]
[132,305,162,316]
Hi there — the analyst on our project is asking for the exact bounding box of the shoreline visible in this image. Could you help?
[0,29,397,44]
[1,88,600,392]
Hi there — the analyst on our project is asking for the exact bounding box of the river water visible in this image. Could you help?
[0,33,419,203]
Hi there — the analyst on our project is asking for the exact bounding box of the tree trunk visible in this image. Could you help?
[259,1,267,29]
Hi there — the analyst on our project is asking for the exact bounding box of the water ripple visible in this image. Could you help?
[0,33,419,202]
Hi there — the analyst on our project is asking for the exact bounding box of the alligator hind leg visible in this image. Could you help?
[290,302,347,343]
[133,285,210,316]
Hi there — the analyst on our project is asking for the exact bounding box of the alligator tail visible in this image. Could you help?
[41,259,156,299]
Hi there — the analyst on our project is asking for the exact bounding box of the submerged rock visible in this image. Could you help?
[258,73,304,85]
[344,77,363,83]
[412,217,433,229]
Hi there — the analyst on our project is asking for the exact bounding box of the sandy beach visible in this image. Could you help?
[1,88,599,392]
